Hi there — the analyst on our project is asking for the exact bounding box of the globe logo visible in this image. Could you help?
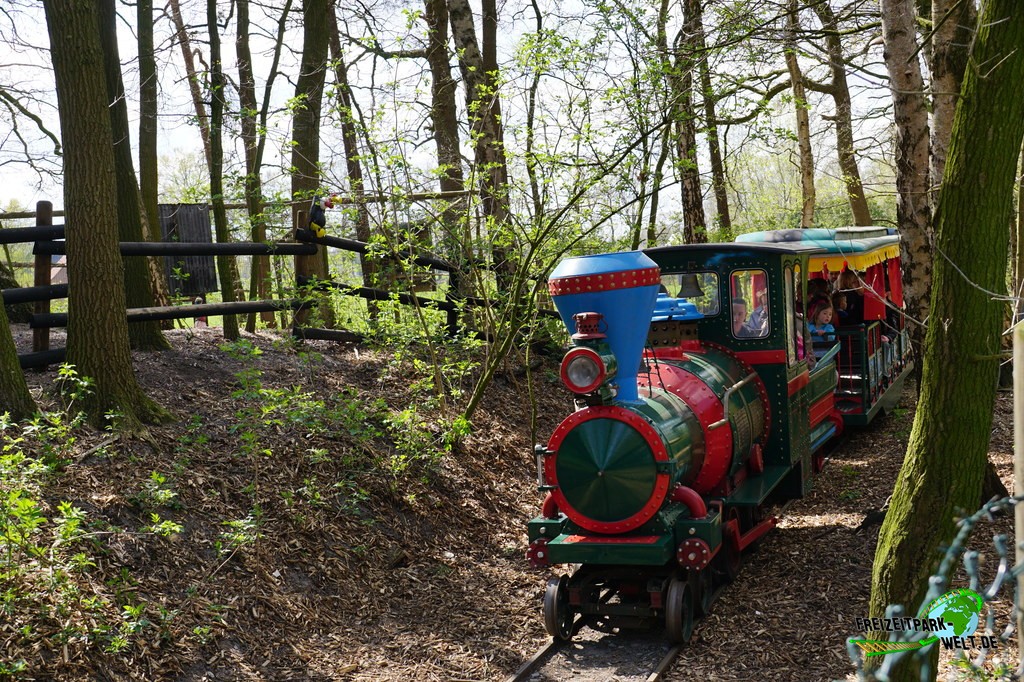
[922,588,982,640]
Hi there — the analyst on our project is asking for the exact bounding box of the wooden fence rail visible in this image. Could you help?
[0,225,66,244]
[33,238,317,257]
[1,284,68,305]
[31,300,305,329]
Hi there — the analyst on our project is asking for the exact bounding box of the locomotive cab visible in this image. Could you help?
[648,241,838,500]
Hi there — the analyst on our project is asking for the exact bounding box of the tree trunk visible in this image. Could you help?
[137,0,157,232]
[425,0,470,269]
[930,0,976,203]
[692,0,731,236]
[238,1,271,333]
[647,125,673,245]
[291,0,333,329]
[238,0,290,332]
[657,0,705,244]
[168,0,212,170]
[328,12,377,306]
[207,0,240,340]
[44,0,169,428]
[785,0,815,228]
[0,292,35,420]
[630,133,651,251]
[677,2,707,244]
[881,0,932,372]
[810,1,872,226]
[523,0,543,225]
[480,0,510,242]
[1016,148,1024,319]
[869,5,1024,681]
[137,0,170,314]
[448,0,513,284]
[98,0,168,351]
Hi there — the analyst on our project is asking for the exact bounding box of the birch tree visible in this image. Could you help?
[880,0,932,363]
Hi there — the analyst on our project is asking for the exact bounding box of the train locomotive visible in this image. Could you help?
[526,231,911,643]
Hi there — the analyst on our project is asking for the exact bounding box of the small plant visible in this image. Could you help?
[218,508,262,555]
[330,390,385,440]
[0,659,27,676]
[131,471,181,510]
[297,477,325,507]
[21,409,86,470]
[335,480,370,515]
[56,363,94,409]
[141,513,183,538]
[191,624,213,645]
[306,447,330,464]
[297,349,324,385]
[381,408,471,477]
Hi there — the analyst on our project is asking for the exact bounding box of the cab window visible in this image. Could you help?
[660,272,720,315]
[730,269,769,339]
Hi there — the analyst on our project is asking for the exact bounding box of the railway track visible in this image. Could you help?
[507,582,730,682]
[506,629,683,682]
[507,498,799,682]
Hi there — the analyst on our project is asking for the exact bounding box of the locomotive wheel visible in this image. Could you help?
[664,577,695,644]
[543,575,574,641]
[695,568,714,616]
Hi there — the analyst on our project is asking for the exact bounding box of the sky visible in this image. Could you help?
[0,1,253,214]
[0,0,896,237]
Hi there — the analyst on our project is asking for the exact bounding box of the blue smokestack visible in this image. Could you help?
[548,251,661,403]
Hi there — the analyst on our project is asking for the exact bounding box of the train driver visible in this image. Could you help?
[732,297,764,338]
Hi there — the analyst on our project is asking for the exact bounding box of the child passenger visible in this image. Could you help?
[808,299,836,341]
[832,292,848,322]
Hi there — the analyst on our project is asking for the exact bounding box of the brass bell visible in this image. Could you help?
[677,273,704,298]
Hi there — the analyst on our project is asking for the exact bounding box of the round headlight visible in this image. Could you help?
[560,348,606,394]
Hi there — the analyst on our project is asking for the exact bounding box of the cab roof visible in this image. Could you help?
[736,227,901,271]
[644,227,902,272]
[645,240,819,260]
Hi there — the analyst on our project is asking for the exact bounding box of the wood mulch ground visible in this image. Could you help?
[3,325,1018,681]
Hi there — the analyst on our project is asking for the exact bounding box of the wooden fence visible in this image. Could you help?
[1,201,558,369]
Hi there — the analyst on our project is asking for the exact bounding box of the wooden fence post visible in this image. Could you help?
[32,201,52,354]
[293,209,313,328]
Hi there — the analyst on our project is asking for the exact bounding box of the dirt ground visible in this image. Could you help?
[3,324,1018,681]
